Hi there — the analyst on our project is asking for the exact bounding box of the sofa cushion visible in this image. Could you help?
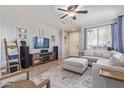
[82,56,99,62]
[113,52,122,59]
[120,55,124,62]
[94,51,103,57]
[63,57,88,67]
[84,50,94,56]
[108,57,124,67]
[97,58,109,65]
[113,52,124,62]
[102,52,113,59]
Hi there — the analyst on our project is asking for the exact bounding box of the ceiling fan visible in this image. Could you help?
[57,5,88,20]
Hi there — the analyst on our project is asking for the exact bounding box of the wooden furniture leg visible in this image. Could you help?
[36,79,50,88]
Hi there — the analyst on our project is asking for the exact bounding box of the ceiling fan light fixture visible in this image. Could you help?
[58,5,88,20]
[68,12,75,17]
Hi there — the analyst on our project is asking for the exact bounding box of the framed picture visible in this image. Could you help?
[51,35,55,43]
[18,28,28,41]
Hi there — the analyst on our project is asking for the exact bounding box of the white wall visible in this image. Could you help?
[59,30,62,59]
[61,30,69,58]
[82,20,116,29]
[81,27,85,52]
[0,8,60,67]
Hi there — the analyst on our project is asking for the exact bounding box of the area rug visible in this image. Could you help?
[32,64,92,88]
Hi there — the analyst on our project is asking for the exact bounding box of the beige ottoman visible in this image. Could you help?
[63,57,88,74]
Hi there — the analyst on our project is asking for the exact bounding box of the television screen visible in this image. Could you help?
[34,37,43,49]
[34,37,49,49]
[43,38,49,48]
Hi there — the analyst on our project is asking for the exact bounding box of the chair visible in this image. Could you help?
[2,79,50,88]
[1,70,50,88]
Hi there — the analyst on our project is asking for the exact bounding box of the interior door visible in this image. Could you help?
[69,31,80,57]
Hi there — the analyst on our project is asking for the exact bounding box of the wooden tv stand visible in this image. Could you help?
[29,52,56,67]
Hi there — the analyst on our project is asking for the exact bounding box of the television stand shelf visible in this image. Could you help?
[29,52,56,67]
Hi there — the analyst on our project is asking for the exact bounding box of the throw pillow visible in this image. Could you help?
[94,51,102,57]
[120,54,124,62]
[102,52,112,59]
[108,57,124,67]
[84,50,94,56]
[113,52,124,62]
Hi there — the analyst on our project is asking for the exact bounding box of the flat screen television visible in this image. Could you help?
[34,37,49,49]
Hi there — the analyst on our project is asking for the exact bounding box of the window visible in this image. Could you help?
[86,25,112,50]
[87,28,97,49]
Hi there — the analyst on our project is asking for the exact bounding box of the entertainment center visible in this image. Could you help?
[29,51,56,67]
[20,36,58,67]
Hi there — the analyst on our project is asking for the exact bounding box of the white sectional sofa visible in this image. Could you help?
[92,51,124,88]
[92,62,124,88]
[82,50,113,65]
[81,50,124,87]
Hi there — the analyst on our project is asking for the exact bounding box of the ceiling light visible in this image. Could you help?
[68,12,75,17]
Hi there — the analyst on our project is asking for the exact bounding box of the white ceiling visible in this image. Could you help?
[2,5,124,31]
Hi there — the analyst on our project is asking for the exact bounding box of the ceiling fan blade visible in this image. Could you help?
[75,10,88,14]
[68,5,79,11]
[73,5,79,10]
[60,14,68,19]
[72,16,76,20]
[57,8,68,12]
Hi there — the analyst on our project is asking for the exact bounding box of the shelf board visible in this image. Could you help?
[100,68,124,82]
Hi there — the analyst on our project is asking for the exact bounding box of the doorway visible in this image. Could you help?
[69,31,81,57]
